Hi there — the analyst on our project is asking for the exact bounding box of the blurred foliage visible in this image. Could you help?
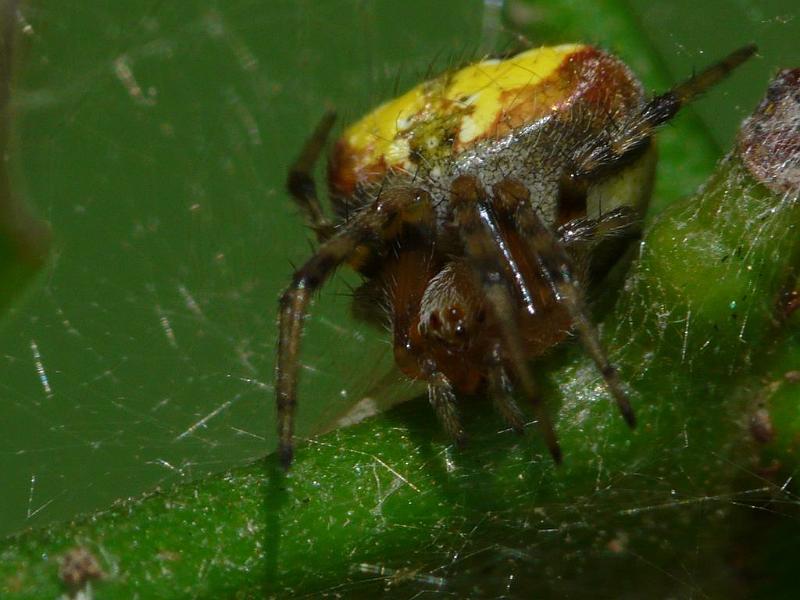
[0,0,48,313]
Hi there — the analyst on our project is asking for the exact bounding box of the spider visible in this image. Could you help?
[277,43,756,468]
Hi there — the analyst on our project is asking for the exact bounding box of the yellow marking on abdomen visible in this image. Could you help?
[342,44,584,173]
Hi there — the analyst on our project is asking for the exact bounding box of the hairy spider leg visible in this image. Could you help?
[556,206,642,249]
[385,252,473,444]
[486,354,527,435]
[286,110,337,242]
[495,179,636,427]
[427,371,467,445]
[450,175,562,463]
[392,274,469,445]
[277,187,436,468]
[575,44,757,179]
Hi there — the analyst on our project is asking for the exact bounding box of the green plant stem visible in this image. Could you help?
[1,147,798,597]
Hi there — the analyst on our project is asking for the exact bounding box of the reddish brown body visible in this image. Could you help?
[385,204,572,396]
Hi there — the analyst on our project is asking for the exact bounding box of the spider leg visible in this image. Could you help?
[450,174,562,463]
[558,206,643,283]
[487,350,526,434]
[427,372,466,446]
[286,110,337,242]
[556,206,640,249]
[277,187,433,468]
[377,199,471,446]
[574,44,756,179]
[494,179,636,428]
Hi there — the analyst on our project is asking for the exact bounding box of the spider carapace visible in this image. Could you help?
[277,43,756,467]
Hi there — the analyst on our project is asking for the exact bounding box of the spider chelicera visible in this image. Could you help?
[276,43,756,467]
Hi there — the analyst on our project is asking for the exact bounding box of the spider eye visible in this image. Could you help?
[448,306,463,320]
[429,312,441,330]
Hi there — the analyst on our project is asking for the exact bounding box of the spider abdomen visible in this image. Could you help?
[328,43,646,223]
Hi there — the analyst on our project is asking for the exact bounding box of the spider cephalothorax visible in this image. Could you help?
[277,43,756,467]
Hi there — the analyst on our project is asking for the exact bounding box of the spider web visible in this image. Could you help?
[0,0,798,597]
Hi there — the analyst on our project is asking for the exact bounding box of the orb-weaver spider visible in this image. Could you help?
[277,43,756,467]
